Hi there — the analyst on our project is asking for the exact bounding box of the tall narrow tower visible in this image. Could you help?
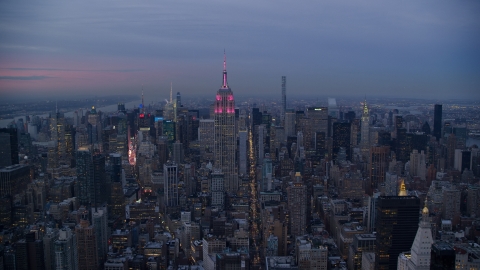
[281,76,286,123]
[360,99,370,160]
[288,172,307,237]
[214,52,238,193]
[433,104,442,141]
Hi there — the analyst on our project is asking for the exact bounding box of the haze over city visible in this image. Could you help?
[2,2,480,270]
[1,0,480,102]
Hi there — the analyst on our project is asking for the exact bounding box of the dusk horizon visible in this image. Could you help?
[1,1,479,101]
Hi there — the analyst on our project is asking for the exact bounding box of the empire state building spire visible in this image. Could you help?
[214,52,237,193]
[221,50,229,89]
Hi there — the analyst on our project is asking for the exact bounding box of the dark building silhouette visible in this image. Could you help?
[396,128,410,162]
[433,104,442,141]
[344,111,356,123]
[368,145,389,195]
[0,128,19,168]
[461,150,471,173]
[375,196,420,270]
[377,131,391,147]
[332,122,351,161]
[252,108,262,127]
[0,164,30,197]
[421,121,431,135]
[76,149,106,207]
[430,241,455,270]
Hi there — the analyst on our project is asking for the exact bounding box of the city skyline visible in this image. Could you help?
[1,1,479,101]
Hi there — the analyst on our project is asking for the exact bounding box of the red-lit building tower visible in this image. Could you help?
[214,53,238,193]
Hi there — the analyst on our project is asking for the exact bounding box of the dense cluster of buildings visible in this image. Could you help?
[0,57,480,269]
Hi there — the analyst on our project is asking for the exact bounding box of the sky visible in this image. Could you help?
[0,0,479,102]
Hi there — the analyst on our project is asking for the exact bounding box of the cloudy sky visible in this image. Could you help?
[0,0,479,102]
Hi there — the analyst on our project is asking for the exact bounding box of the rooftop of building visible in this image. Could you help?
[0,164,29,172]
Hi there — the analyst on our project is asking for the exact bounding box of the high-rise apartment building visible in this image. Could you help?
[199,119,215,153]
[164,162,178,207]
[375,196,420,270]
[306,107,329,150]
[442,187,460,220]
[214,53,238,193]
[239,128,248,175]
[284,109,296,138]
[210,170,224,210]
[409,150,426,180]
[368,145,389,195]
[261,155,273,192]
[76,219,98,270]
[54,227,78,270]
[172,141,184,164]
[92,207,108,266]
[433,104,442,141]
[288,172,307,237]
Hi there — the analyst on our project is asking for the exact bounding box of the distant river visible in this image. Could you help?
[0,100,140,128]
[467,138,480,147]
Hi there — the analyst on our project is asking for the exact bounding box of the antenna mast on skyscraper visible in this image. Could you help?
[141,85,145,113]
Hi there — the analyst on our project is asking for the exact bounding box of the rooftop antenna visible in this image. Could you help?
[222,50,228,88]
[142,85,145,113]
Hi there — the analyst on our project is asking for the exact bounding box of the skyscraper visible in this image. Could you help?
[164,162,178,207]
[288,172,307,237]
[332,122,351,161]
[54,227,78,270]
[76,148,106,207]
[210,170,224,210]
[0,128,19,167]
[176,91,182,108]
[92,207,108,266]
[368,145,389,195]
[433,104,442,141]
[199,119,215,153]
[306,107,329,151]
[360,99,370,160]
[238,128,247,175]
[284,109,296,138]
[397,201,433,270]
[214,53,238,193]
[76,219,98,270]
[281,76,286,123]
[375,196,420,270]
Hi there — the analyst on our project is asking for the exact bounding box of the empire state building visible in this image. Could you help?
[214,53,238,193]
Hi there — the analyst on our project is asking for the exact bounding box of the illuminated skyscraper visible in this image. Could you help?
[360,99,370,160]
[214,53,238,193]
